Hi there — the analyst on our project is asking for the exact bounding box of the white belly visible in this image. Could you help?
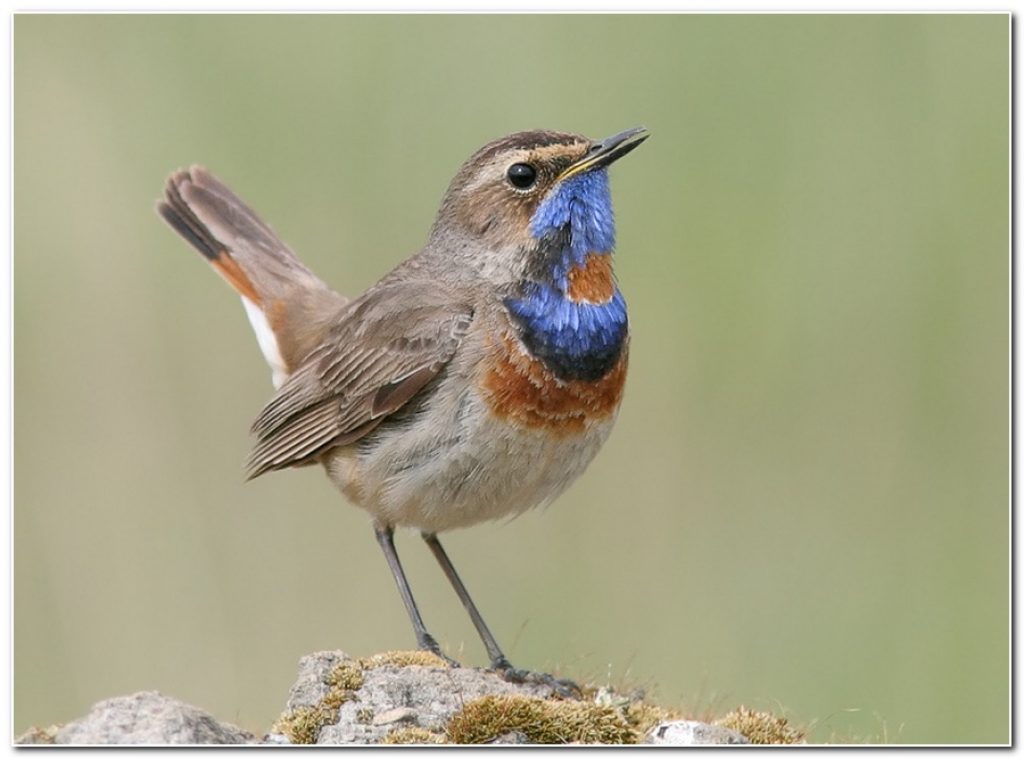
[324,381,617,534]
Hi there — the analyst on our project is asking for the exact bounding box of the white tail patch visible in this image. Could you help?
[241,297,288,389]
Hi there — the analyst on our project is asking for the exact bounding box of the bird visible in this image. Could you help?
[157,126,648,694]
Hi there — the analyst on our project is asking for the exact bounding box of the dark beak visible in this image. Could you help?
[561,126,650,180]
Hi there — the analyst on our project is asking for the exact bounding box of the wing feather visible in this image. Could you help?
[245,283,474,479]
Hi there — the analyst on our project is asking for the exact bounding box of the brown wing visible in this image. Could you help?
[245,283,474,479]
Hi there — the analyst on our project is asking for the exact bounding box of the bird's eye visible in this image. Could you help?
[507,163,537,189]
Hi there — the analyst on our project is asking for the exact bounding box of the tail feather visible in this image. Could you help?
[157,166,347,385]
[158,166,328,301]
[158,174,222,262]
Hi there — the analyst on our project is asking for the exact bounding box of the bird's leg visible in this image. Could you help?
[372,523,459,668]
[421,531,581,699]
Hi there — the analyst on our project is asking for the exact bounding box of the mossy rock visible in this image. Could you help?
[272,658,367,744]
[380,726,447,744]
[716,705,806,744]
[361,650,450,669]
[270,650,806,746]
[272,651,453,744]
[446,694,638,744]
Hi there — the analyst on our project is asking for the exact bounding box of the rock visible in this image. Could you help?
[41,691,255,745]
[644,719,751,745]
[273,650,556,745]
[17,651,803,745]
[262,732,292,745]
[372,706,419,726]
[489,729,532,744]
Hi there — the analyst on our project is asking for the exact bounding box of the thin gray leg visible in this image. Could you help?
[421,531,580,698]
[421,531,510,668]
[373,522,455,665]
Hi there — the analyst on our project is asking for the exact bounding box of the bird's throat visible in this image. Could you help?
[505,167,629,383]
[505,247,627,384]
[505,278,627,383]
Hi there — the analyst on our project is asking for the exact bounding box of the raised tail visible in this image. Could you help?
[158,166,347,387]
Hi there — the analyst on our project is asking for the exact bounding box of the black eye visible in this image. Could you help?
[507,163,537,189]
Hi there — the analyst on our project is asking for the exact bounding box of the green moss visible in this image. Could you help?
[715,705,806,745]
[361,650,450,669]
[446,694,637,745]
[624,699,681,737]
[326,659,365,691]
[272,704,336,746]
[380,726,448,744]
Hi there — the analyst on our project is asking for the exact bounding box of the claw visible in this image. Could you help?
[489,661,581,699]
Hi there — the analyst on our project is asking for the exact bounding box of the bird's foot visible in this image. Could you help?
[489,657,581,699]
[417,633,461,668]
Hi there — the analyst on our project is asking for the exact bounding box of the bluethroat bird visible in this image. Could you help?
[158,127,648,693]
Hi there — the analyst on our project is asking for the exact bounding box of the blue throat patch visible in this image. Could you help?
[505,169,628,382]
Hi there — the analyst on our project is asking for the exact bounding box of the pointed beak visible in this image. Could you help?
[559,126,650,181]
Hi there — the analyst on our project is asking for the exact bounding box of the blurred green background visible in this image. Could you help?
[13,14,1008,744]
